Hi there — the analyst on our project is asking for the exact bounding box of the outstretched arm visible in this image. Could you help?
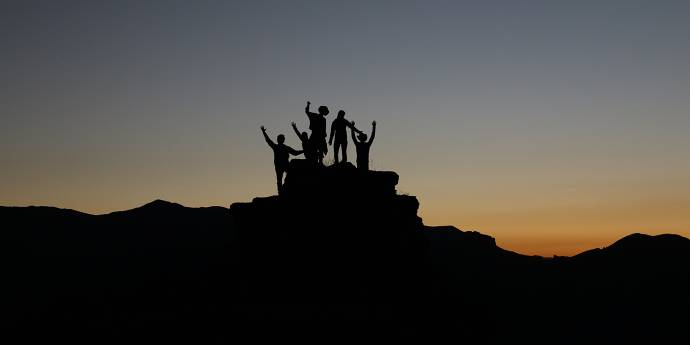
[291,122,301,139]
[261,126,275,148]
[287,146,303,156]
[368,121,376,144]
[347,120,363,135]
[350,126,359,144]
[305,101,311,115]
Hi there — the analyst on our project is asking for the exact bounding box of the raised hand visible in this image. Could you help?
[260,125,266,131]
[372,121,377,127]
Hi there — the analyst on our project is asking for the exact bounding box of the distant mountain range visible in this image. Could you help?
[2,161,689,344]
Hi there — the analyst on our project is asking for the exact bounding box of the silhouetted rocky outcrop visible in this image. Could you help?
[2,164,689,344]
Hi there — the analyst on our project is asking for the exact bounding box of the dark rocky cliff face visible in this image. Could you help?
[229,160,429,304]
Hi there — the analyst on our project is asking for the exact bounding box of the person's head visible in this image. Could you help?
[300,132,308,141]
[277,134,285,144]
[337,110,345,119]
[358,133,368,142]
[318,105,329,116]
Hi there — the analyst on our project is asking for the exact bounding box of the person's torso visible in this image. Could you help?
[301,139,311,152]
[317,117,327,136]
[333,119,349,138]
[274,144,290,164]
[356,142,370,159]
[308,113,324,133]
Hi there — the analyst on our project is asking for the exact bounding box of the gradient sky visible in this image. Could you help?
[2,0,689,256]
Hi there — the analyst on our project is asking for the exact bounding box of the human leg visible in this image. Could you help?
[275,167,285,194]
[320,139,328,164]
[333,142,341,164]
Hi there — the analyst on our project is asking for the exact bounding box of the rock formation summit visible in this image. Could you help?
[229,160,428,301]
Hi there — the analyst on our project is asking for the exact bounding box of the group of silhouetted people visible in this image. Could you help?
[261,101,377,193]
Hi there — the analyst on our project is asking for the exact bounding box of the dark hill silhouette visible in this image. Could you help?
[575,233,690,260]
[2,163,689,344]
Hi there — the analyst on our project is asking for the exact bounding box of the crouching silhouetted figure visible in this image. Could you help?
[261,126,303,194]
[351,121,376,170]
[291,121,317,163]
[329,110,362,164]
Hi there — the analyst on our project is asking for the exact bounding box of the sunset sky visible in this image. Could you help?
[2,0,689,256]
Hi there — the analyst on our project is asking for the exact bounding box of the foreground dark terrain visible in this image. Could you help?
[3,161,689,344]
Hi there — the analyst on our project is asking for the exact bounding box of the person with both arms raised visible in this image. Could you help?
[351,120,376,171]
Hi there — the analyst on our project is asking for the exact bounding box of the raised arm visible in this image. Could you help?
[291,122,302,139]
[305,101,318,123]
[350,125,359,144]
[261,126,275,148]
[368,121,376,144]
[305,101,311,115]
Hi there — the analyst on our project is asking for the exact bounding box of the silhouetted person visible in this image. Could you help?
[291,121,316,163]
[328,110,362,164]
[261,126,303,193]
[305,101,329,164]
[351,121,376,170]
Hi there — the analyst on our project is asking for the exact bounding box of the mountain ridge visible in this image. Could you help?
[3,200,685,258]
[2,163,689,344]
